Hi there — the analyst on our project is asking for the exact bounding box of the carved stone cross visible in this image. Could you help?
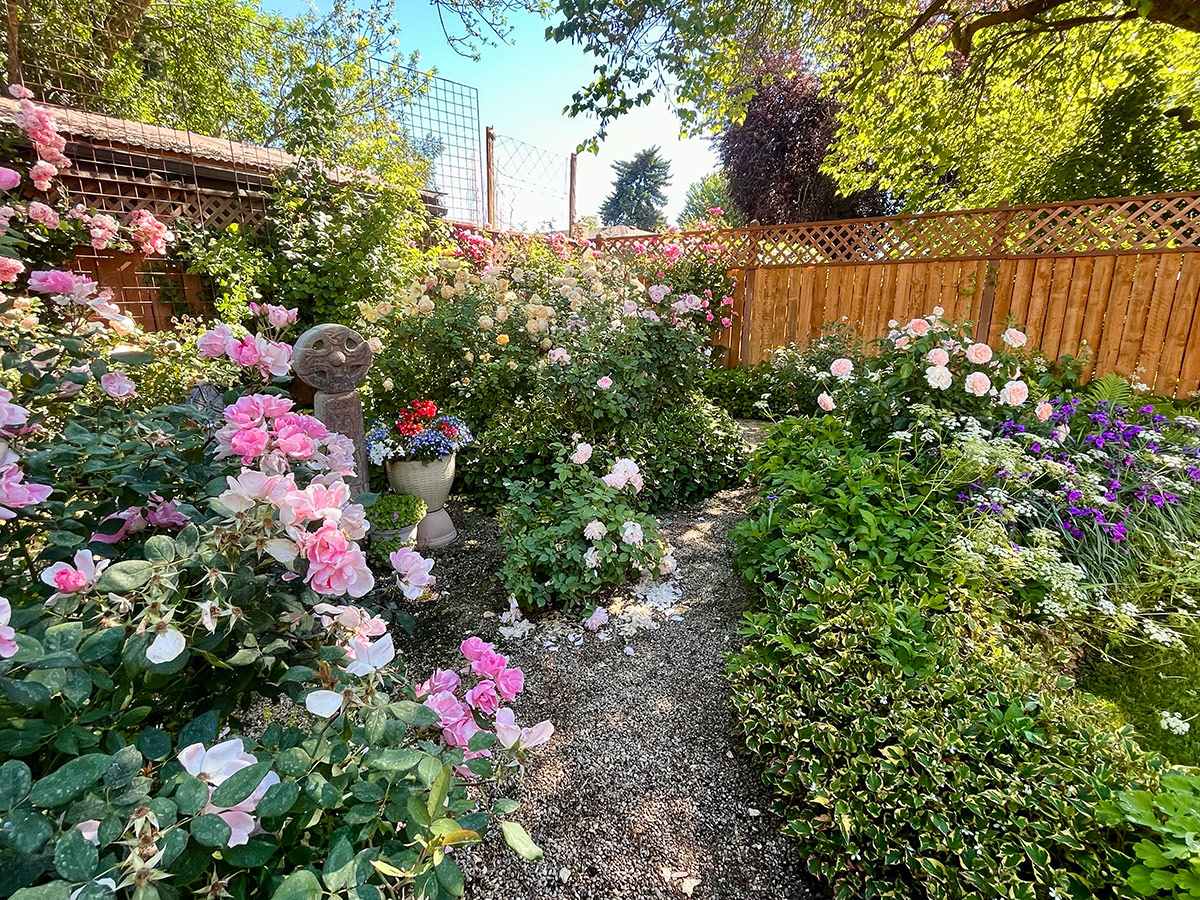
[292,324,373,496]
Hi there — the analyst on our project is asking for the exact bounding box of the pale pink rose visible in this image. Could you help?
[460,637,495,661]
[817,392,835,412]
[76,819,100,845]
[924,365,952,390]
[926,348,949,367]
[27,201,58,229]
[443,715,481,749]
[895,336,910,350]
[0,596,18,658]
[0,388,29,429]
[584,546,601,569]
[40,549,108,602]
[146,499,188,529]
[620,520,644,546]
[964,371,992,397]
[659,554,678,576]
[571,442,593,465]
[495,666,524,701]
[466,680,501,714]
[0,167,20,190]
[389,546,436,599]
[931,306,945,317]
[906,318,930,337]
[1053,424,1070,442]
[0,452,51,519]
[998,380,1029,406]
[9,85,33,100]
[0,257,24,282]
[1036,401,1054,422]
[264,304,298,328]
[596,375,613,390]
[583,519,607,541]
[548,347,570,364]
[218,469,293,513]
[198,324,235,359]
[100,371,136,399]
[344,633,395,676]
[829,358,854,378]
[27,269,78,294]
[29,161,56,191]
[965,343,993,365]
[1002,328,1027,348]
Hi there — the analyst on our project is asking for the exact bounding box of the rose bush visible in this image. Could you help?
[0,90,549,900]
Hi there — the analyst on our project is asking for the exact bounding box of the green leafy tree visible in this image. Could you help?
[600,146,672,230]
[549,0,1200,208]
[678,172,744,228]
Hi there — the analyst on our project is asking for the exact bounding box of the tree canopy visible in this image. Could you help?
[549,0,1200,209]
[600,146,672,229]
[678,172,744,227]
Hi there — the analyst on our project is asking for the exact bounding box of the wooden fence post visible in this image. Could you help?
[568,152,577,232]
[738,224,762,366]
[976,200,1014,341]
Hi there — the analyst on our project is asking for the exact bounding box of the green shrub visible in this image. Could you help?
[1107,769,1200,899]
[498,447,672,611]
[696,364,777,418]
[364,493,427,564]
[728,416,1152,899]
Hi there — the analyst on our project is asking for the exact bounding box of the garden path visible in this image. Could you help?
[393,422,819,900]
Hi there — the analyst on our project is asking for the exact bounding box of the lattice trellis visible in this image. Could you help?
[596,192,1200,267]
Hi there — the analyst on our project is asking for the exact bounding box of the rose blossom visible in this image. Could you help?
[27,269,79,294]
[0,257,23,283]
[583,519,607,541]
[906,317,930,337]
[0,167,19,190]
[416,668,461,698]
[817,392,835,412]
[620,520,644,546]
[924,365,952,390]
[998,379,1029,406]
[389,547,436,599]
[0,597,17,658]
[460,636,495,661]
[40,549,108,603]
[29,161,56,190]
[100,371,137,399]
[829,358,853,378]
[570,442,593,465]
[28,201,59,229]
[304,523,375,598]
[596,375,613,390]
[472,649,510,681]
[1036,401,1054,422]
[424,690,469,728]
[495,666,524,701]
[926,348,949,367]
[1002,328,1027,348]
[466,680,501,714]
[964,371,992,397]
[965,343,993,364]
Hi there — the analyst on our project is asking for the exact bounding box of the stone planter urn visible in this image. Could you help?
[386,454,457,548]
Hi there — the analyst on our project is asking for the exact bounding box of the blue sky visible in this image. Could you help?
[265,0,719,226]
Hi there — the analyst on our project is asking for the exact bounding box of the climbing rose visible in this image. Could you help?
[29,161,56,190]
[0,257,23,283]
[0,167,19,190]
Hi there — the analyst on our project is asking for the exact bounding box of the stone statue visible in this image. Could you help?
[292,324,373,496]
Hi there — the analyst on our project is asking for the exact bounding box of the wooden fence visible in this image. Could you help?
[594,192,1200,397]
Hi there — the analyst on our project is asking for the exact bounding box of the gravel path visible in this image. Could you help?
[392,421,819,900]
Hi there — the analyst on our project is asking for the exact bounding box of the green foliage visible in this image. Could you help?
[599,146,672,230]
[175,161,431,327]
[677,173,743,228]
[498,449,670,611]
[367,493,428,531]
[1108,770,1200,899]
[550,0,1200,209]
[728,416,1156,898]
[696,364,776,418]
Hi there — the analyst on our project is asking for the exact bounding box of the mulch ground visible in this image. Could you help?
[387,421,821,900]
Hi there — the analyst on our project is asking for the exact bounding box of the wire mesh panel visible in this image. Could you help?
[493,133,568,232]
[404,76,484,224]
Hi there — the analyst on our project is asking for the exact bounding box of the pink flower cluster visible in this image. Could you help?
[127,209,173,255]
[215,395,354,475]
[198,324,292,379]
[89,493,188,545]
[11,86,71,173]
[417,637,552,763]
[389,547,436,599]
[24,268,135,333]
[69,206,121,250]
[602,457,643,493]
[249,302,298,330]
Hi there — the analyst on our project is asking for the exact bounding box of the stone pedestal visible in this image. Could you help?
[292,324,373,497]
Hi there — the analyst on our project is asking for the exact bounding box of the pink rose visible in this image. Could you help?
[416,669,461,698]
[817,392,835,412]
[197,324,235,359]
[720,316,732,328]
[998,380,1029,406]
[227,336,262,368]
[0,167,20,190]
[29,161,56,191]
[964,371,992,397]
[442,715,482,749]
[304,523,374,599]
[829,358,853,378]
[926,348,949,367]
[925,365,952,390]
[965,343,993,365]
[100,371,136,399]
[0,257,23,283]
[596,375,613,390]
[459,636,494,662]
[229,426,269,463]
[495,666,525,702]
[906,318,930,337]
[1036,401,1053,422]
[27,269,78,294]
[471,649,509,681]
[28,201,59,229]
[423,690,469,728]
[570,442,593,465]
[466,680,501,714]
